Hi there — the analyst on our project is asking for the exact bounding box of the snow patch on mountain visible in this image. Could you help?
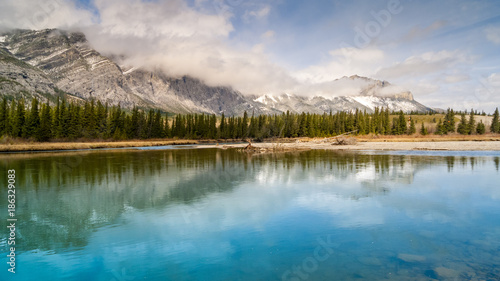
[122,66,137,75]
[254,95,278,105]
[351,96,380,110]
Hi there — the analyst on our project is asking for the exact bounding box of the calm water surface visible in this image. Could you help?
[1,149,500,280]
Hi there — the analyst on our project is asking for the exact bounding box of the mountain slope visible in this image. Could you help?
[1,29,265,115]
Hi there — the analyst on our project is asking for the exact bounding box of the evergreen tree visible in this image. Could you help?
[228,116,236,139]
[435,119,444,135]
[8,100,16,136]
[88,100,97,138]
[442,108,455,133]
[468,109,475,135]
[219,113,226,139]
[241,111,248,138]
[457,113,469,135]
[151,110,163,138]
[60,101,70,138]
[164,115,171,138]
[398,111,407,135]
[0,97,8,136]
[383,108,391,135]
[53,98,61,138]
[38,102,52,141]
[258,114,266,135]
[420,122,428,135]
[82,99,97,138]
[145,109,155,138]
[208,114,217,139]
[391,117,399,135]
[137,110,148,139]
[298,112,307,137]
[13,99,25,137]
[306,113,314,137]
[355,109,365,134]
[68,103,83,139]
[476,120,486,135]
[24,98,40,138]
[96,101,108,138]
[491,107,499,133]
[408,117,416,135]
[249,112,258,138]
[367,112,374,134]
[110,105,124,138]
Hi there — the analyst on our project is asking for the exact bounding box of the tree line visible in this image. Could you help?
[0,98,498,142]
[435,108,500,135]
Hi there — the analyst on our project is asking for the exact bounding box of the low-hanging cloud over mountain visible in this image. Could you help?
[0,0,299,95]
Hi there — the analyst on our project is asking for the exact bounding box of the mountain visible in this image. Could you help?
[252,93,430,114]
[250,75,430,114]
[0,29,268,115]
[0,29,432,115]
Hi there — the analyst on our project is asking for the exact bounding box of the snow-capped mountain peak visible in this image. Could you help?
[251,75,430,114]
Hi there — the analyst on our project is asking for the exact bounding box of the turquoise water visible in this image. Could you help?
[1,149,500,280]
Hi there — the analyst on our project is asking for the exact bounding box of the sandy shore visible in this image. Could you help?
[0,140,198,152]
[1,139,499,153]
[199,141,500,151]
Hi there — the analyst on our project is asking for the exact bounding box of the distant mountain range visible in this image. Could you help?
[0,29,432,115]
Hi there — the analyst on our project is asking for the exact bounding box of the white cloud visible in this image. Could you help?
[243,5,271,22]
[447,73,500,112]
[444,74,470,83]
[261,30,274,39]
[475,73,500,105]
[294,47,385,84]
[86,0,295,95]
[93,0,232,39]
[485,26,500,44]
[0,0,94,31]
[375,50,471,80]
[402,20,447,42]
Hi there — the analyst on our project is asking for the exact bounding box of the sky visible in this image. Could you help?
[0,0,500,111]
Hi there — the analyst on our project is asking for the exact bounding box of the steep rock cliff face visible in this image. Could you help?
[1,40,54,97]
[4,29,147,107]
[123,69,268,115]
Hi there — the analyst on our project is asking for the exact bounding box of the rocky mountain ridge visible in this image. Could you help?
[0,29,432,115]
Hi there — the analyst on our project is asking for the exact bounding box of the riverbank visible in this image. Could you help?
[1,135,500,152]
[0,139,199,152]
[204,141,500,151]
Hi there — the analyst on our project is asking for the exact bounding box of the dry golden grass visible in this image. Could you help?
[357,133,500,142]
[0,139,198,152]
[284,134,500,144]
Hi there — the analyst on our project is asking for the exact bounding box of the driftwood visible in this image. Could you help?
[243,139,253,150]
[332,136,358,145]
[240,139,309,154]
